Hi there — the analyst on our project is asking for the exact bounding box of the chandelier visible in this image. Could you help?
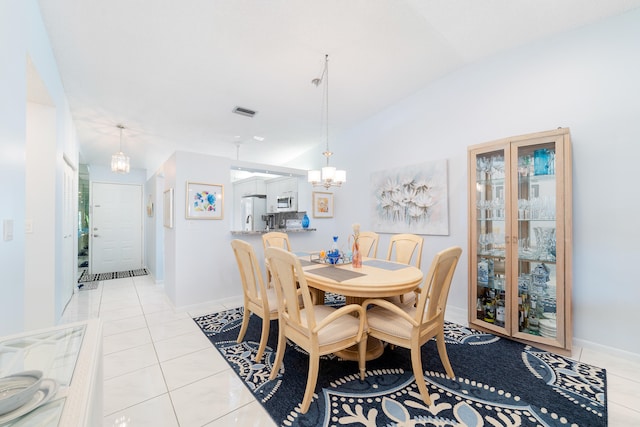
[308,54,346,189]
[111,124,130,174]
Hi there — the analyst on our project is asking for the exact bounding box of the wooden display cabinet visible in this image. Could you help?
[468,128,572,354]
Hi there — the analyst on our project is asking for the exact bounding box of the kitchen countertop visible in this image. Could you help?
[231,228,316,235]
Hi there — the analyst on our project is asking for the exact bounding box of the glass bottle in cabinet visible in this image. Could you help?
[468,128,572,354]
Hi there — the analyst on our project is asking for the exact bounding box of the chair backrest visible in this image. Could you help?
[415,246,462,323]
[262,231,291,252]
[385,233,424,268]
[265,246,315,329]
[231,239,269,305]
[358,231,379,258]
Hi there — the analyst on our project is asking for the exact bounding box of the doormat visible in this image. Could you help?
[194,307,607,427]
[78,268,149,283]
[77,281,99,291]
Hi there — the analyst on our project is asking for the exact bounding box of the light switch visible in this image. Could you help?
[3,219,14,241]
[25,219,33,233]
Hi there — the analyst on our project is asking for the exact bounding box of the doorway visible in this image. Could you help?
[91,182,143,274]
[78,164,90,276]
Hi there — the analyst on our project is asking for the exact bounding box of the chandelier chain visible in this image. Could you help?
[307,53,346,189]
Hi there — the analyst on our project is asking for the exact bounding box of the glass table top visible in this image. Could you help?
[0,324,87,425]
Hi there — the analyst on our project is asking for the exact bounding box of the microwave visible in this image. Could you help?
[276,193,297,212]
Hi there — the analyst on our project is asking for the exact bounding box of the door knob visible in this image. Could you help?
[93,234,100,237]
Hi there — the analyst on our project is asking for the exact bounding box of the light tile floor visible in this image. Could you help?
[60,275,640,426]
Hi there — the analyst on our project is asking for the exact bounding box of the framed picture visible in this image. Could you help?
[163,188,174,228]
[147,194,154,217]
[312,191,333,218]
[186,182,224,220]
[370,159,449,235]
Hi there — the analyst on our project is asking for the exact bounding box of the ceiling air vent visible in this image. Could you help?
[232,106,257,117]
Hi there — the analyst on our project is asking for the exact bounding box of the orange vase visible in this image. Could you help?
[352,240,362,268]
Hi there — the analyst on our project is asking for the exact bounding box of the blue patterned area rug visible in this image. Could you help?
[193,307,607,427]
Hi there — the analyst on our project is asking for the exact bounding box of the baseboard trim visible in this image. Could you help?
[446,304,640,360]
[444,305,468,326]
[573,337,640,363]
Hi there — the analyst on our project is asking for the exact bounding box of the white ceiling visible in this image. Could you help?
[36,0,640,174]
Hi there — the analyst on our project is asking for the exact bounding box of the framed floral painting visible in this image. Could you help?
[186,182,224,220]
[370,159,449,235]
[312,191,333,218]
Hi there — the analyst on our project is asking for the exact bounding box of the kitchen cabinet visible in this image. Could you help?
[266,176,298,213]
[468,128,572,354]
[234,177,266,197]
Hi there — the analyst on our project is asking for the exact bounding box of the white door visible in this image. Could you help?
[91,183,143,274]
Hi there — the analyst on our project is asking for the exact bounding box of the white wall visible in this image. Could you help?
[330,8,640,356]
[144,172,164,283]
[0,0,80,335]
[162,152,329,308]
[89,164,147,184]
[25,101,57,329]
[0,0,28,334]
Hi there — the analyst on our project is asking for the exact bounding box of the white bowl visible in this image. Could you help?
[539,319,557,330]
[0,371,44,416]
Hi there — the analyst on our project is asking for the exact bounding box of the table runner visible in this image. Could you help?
[307,266,366,282]
[363,259,410,271]
[297,259,313,267]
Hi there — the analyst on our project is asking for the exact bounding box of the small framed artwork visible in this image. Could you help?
[312,191,333,218]
[163,188,174,228]
[147,194,154,217]
[186,182,224,220]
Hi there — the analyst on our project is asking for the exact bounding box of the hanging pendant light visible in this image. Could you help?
[308,54,346,189]
[111,124,130,174]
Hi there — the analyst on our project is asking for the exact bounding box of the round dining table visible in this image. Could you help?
[299,255,424,360]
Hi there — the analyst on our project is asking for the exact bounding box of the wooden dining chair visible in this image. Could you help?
[358,231,379,258]
[385,233,423,267]
[265,246,367,414]
[386,233,424,304]
[231,239,279,362]
[363,246,462,405]
[262,231,291,284]
[262,231,291,252]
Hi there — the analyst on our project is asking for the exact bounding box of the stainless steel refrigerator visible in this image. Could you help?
[240,195,267,231]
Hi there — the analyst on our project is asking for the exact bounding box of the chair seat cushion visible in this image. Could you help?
[385,292,417,307]
[366,305,417,340]
[264,286,280,314]
[300,305,362,346]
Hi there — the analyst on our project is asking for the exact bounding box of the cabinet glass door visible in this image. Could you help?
[513,139,561,342]
[472,147,509,331]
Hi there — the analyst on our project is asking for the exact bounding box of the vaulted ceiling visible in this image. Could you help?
[37,0,640,174]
